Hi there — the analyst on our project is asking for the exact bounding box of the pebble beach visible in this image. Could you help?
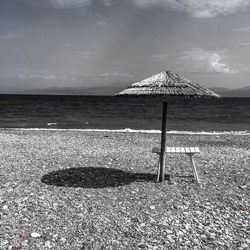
[0,129,249,249]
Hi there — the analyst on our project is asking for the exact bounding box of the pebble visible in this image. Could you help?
[193,238,199,244]
[21,240,29,247]
[9,246,21,250]
[240,243,249,249]
[167,235,175,243]
[176,231,184,236]
[61,237,67,243]
[31,232,41,238]
[217,241,225,246]
[45,241,52,248]
[149,217,156,223]
[162,220,168,226]
[2,205,8,210]
[201,234,207,239]
[2,240,8,246]
[245,239,250,244]
[206,232,216,240]
[138,242,145,248]
[20,232,30,240]
[165,230,173,234]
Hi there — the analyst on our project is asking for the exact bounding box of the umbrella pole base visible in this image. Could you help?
[156,174,171,184]
[157,172,170,183]
[157,164,165,183]
[156,159,170,182]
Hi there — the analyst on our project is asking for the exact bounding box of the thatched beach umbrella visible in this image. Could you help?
[114,71,220,182]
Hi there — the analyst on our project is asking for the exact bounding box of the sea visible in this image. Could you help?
[0,95,249,133]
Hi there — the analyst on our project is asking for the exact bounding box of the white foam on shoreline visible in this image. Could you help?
[1,128,250,135]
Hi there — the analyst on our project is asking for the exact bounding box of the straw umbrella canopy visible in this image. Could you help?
[114,70,221,182]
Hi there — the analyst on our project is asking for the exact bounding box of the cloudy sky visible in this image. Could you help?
[1,0,250,91]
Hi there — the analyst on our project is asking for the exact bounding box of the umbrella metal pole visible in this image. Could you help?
[157,101,168,182]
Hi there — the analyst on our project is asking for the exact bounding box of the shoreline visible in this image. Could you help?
[1,127,250,135]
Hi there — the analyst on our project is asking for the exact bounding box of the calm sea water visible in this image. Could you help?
[0,95,249,132]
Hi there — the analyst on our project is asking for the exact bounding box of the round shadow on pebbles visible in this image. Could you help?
[41,167,155,189]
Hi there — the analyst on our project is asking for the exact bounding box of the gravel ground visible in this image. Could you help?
[0,129,249,250]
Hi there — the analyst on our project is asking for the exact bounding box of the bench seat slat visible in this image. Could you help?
[195,147,200,153]
[152,147,200,154]
[190,147,195,153]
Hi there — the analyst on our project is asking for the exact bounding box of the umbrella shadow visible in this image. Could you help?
[41,167,157,188]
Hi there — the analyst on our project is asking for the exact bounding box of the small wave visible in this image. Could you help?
[47,123,57,126]
[1,128,250,135]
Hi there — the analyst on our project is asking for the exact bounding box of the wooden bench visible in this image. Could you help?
[152,147,200,183]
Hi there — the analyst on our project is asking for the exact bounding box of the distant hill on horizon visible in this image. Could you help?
[20,85,124,96]
[210,86,250,97]
[0,80,250,97]
[21,85,250,97]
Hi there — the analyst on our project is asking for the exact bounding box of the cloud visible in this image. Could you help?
[131,0,250,18]
[18,74,57,80]
[48,0,90,8]
[83,72,133,84]
[17,74,27,80]
[96,20,107,26]
[238,42,250,45]
[180,48,238,74]
[236,26,250,32]
[103,0,115,6]
[0,33,22,40]
[151,54,168,59]
[99,72,133,78]
[18,74,75,81]
[77,51,95,58]
[46,0,114,8]
[60,43,96,57]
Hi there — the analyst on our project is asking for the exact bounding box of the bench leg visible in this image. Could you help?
[156,160,160,182]
[189,155,200,184]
